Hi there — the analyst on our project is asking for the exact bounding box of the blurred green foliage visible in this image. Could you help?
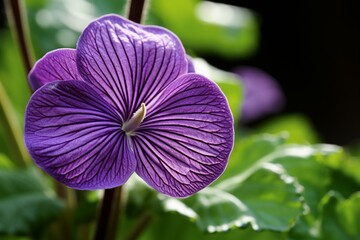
[24,0,259,59]
[148,0,259,58]
[0,0,359,239]
[255,114,320,144]
[0,166,64,237]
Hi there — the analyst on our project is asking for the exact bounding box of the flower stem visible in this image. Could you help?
[128,0,147,23]
[93,1,148,240]
[4,0,34,76]
[94,187,123,240]
[4,2,78,239]
[1,0,34,168]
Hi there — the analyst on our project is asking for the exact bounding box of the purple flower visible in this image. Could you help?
[234,66,285,123]
[24,14,234,197]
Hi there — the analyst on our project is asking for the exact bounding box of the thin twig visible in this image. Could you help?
[2,0,33,168]
[4,0,34,77]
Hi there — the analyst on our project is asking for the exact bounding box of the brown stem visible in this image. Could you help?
[4,0,34,76]
[93,1,148,240]
[128,0,146,23]
[1,0,34,168]
[4,2,79,239]
[94,187,123,240]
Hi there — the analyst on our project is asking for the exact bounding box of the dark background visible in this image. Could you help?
[1,0,359,145]
[208,0,360,145]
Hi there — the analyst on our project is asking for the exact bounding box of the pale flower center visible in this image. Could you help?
[122,103,147,136]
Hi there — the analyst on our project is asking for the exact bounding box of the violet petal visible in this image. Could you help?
[29,49,82,91]
[186,55,195,73]
[234,66,285,123]
[76,14,187,121]
[133,73,234,197]
[24,80,136,189]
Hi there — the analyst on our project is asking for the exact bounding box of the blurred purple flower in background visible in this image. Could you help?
[234,66,285,123]
[186,55,196,73]
[24,14,234,197]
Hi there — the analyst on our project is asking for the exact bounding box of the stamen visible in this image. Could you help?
[122,103,147,135]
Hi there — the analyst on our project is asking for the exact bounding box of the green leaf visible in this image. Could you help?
[254,114,320,144]
[339,155,360,185]
[0,168,64,236]
[141,212,286,240]
[0,153,15,170]
[287,215,319,240]
[183,187,249,232]
[156,163,303,234]
[156,163,304,234]
[317,147,360,185]
[153,134,307,233]
[268,144,342,239]
[306,144,360,197]
[218,133,287,181]
[157,196,197,220]
[328,170,359,199]
[319,191,360,240]
[154,135,345,235]
[337,192,360,237]
[148,0,259,58]
[273,144,340,214]
[214,164,304,232]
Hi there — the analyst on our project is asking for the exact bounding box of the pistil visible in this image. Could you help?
[122,103,147,135]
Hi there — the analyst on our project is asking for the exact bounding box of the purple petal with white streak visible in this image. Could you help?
[24,80,136,189]
[29,49,82,91]
[76,14,187,122]
[133,74,234,197]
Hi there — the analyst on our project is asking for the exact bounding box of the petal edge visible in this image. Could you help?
[25,80,136,189]
[134,74,234,197]
[29,49,82,91]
